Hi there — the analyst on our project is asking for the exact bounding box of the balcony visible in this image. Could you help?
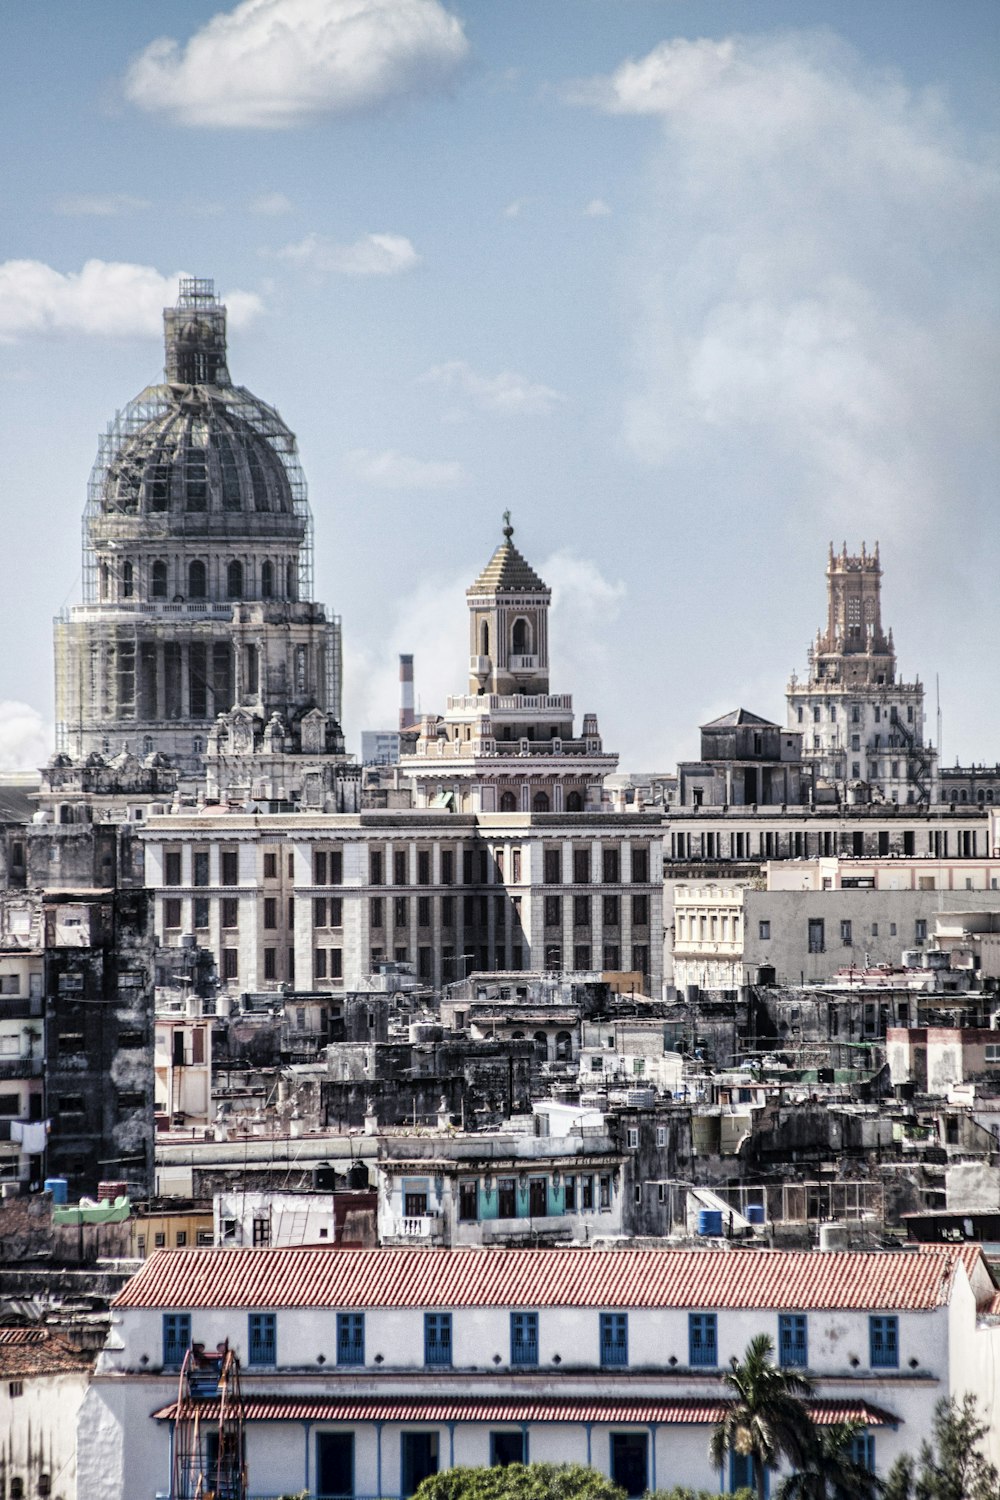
[395,1215,437,1239]
[0,1058,43,1080]
[0,997,42,1020]
[508,654,538,671]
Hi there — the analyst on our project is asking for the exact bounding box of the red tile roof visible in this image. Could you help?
[0,1327,97,1378]
[151,1395,898,1427]
[114,1244,982,1313]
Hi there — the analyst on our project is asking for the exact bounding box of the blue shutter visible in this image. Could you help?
[689,1313,717,1367]
[424,1313,452,1365]
[869,1315,898,1368]
[336,1312,365,1366]
[248,1313,276,1366]
[778,1313,807,1367]
[162,1313,190,1367]
[511,1311,538,1365]
[600,1312,628,1367]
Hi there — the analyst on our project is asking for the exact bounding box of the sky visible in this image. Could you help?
[0,0,998,775]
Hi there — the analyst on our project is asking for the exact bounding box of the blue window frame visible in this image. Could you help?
[600,1312,628,1367]
[162,1312,190,1368]
[848,1432,875,1471]
[336,1312,365,1366]
[689,1312,717,1367]
[730,1452,768,1496]
[511,1311,538,1366]
[778,1313,807,1368]
[869,1315,898,1368]
[424,1313,452,1366]
[247,1312,276,1366]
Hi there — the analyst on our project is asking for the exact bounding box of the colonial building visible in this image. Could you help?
[678,710,807,809]
[79,1243,1000,1497]
[53,278,347,785]
[400,518,616,813]
[787,543,937,805]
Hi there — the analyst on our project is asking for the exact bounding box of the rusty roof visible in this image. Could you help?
[113,1244,983,1313]
[152,1395,898,1427]
[0,1327,97,1378]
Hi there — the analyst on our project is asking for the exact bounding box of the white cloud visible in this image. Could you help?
[0,260,263,341]
[419,359,566,416]
[248,191,293,216]
[583,197,612,217]
[123,0,469,129]
[346,448,466,489]
[54,193,151,217]
[0,702,51,773]
[276,231,419,276]
[503,198,528,219]
[576,31,1000,544]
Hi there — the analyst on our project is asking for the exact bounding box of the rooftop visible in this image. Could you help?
[113,1243,989,1313]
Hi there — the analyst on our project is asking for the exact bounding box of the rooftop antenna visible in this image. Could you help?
[936,674,942,767]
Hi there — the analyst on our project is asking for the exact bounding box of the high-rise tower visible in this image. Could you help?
[54,279,342,773]
[787,543,936,804]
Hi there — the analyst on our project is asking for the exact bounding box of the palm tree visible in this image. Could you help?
[776,1422,884,1500]
[709,1333,815,1500]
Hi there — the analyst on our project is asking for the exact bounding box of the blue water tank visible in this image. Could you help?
[44,1177,68,1205]
[746,1203,766,1225]
[698,1208,723,1236]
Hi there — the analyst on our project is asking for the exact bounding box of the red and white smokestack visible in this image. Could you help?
[399,654,414,730]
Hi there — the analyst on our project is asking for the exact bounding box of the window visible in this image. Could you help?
[778,1313,807,1368]
[626,1127,639,1150]
[226,560,244,598]
[603,894,619,926]
[188,560,207,598]
[869,1315,898,1368]
[222,948,238,981]
[337,1312,365,1365]
[263,948,276,980]
[221,850,238,886]
[632,894,649,926]
[848,1432,875,1471]
[689,1313,717,1367]
[573,894,591,926]
[163,899,182,931]
[252,1215,270,1247]
[221,897,238,929]
[264,896,277,929]
[424,1312,452,1366]
[417,896,431,928]
[759,920,771,941]
[600,1312,628,1367]
[497,1178,517,1218]
[610,1433,648,1497]
[599,1175,611,1209]
[490,1430,526,1466]
[563,1176,576,1211]
[544,895,561,927]
[459,1181,478,1221]
[602,846,620,883]
[511,1311,538,1365]
[8,1380,23,1398]
[151,560,168,598]
[808,918,825,953]
[163,1312,191,1367]
[417,850,431,885]
[915,919,927,941]
[371,896,384,928]
[840,920,852,945]
[543,849,561,885]
[248,1312,276,1366]
[394,850,408,884]
[370,849,384,885]
[573,848,590,884]
[631,846,649,883]
[164,850,182,886]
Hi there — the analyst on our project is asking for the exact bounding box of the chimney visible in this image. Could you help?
[399,654,414,730]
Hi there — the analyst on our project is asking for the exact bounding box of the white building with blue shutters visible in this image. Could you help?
[77,1244,1000,1499]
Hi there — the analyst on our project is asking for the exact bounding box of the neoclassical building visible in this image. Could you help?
[53,278,344,776]
[787,543,937,805]
[400,517,617,812]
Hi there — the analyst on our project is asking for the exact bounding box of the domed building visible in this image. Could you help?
[53,278,343,776]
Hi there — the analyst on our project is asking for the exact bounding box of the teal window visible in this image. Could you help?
[849,1432,875,1471]
[870,1315,898,1368]
[162,1312,190,1368]
[778,1313,807,1368]
[600,1312,628,1367]
[511,1311,538,1365]
[247,1313,276,1366]
[337,1312,364,1366]
[424,1313,452,1366]
[689,1312,717,1367]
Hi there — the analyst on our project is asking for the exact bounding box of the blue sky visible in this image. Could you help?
[1,0,997,772]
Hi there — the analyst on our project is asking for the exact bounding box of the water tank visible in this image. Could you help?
[819,1221,849,1252]
[901,949,923,969]
[626,1088,655,1108]
[926,950,950,970]
[698,1208,723,1236]
[746,1203,766,1226]
[44,1177,69,1205]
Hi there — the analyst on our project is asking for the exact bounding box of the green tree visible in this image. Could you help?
[646,1489,754,1499]
[883,1395,1000,1500]
[413,1462,626,1500]
[776,1422,884,1500]
[708,1333,816,1500]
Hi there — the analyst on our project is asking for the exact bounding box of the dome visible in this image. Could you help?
[100,396,295,518]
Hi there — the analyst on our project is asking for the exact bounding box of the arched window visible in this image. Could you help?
[143,736,154,755]
[533,1031,549,1061]
[555,1030,572,1061]
[286,561,296,600]
[295,645,307,694]
[511,617,531,654]
[100,562,109,600]
[499,791,517,812]
[122,561,134,599]
[261,560,274,599]
[532,791,550,812]
[480,621,489,658]
[566,791,583,812]
[151,561,168,599]
[192,736,204,755]
[188,560,207,598]
[227,560,244,599]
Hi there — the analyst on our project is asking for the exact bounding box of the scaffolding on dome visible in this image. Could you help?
[170,1340,247,1500]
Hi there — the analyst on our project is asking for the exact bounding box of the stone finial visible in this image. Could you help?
[502,509,513,540]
